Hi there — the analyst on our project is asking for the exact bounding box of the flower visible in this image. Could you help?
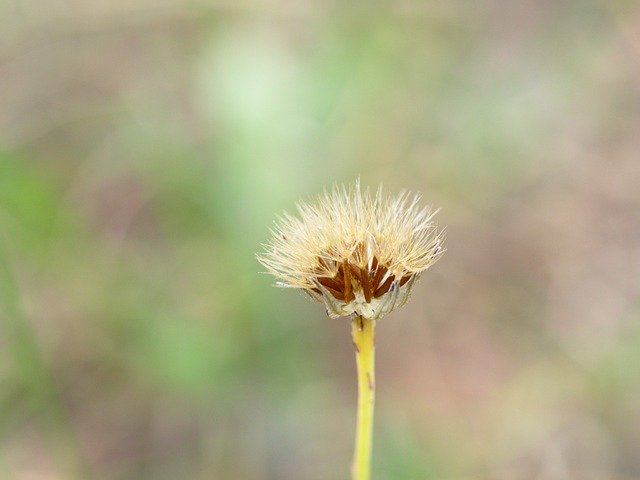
[257,181,444,320]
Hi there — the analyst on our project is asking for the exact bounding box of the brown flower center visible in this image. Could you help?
[312,255,412,303]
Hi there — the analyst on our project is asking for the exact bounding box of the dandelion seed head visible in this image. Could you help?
[257,181,445,320]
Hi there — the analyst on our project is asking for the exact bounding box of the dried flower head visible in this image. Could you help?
[257,181,444,320]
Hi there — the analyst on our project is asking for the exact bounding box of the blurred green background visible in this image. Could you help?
[1,1,639,479]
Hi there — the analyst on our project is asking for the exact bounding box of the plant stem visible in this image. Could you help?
[351,315,375,480]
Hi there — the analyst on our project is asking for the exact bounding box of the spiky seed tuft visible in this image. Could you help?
[257,181,445,320]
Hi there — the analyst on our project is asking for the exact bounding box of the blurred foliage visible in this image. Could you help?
[1,1,640,479]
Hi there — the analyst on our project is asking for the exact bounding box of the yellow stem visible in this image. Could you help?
[351,315,376,480]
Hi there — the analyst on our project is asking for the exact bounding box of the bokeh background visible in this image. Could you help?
[1,1,640,479]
